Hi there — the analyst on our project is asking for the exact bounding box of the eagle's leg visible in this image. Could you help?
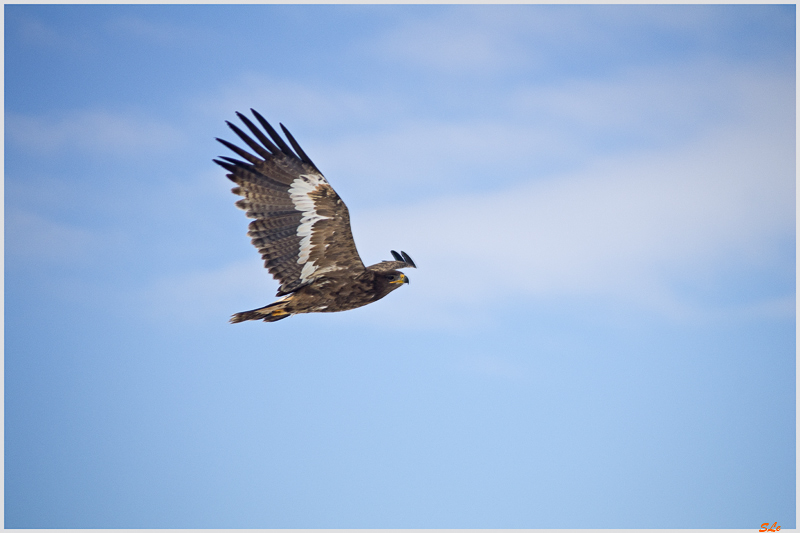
[230,296,293,323]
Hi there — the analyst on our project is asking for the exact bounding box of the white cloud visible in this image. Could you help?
[368,5,783,76]
[106,16,207,47]
[16,16,62,47]
[254,62,795,211]
[13,15,91,53]
[6,208,94,264]
[192,74,399,130]
[6,110,186,157]
[509,62,792,139]
[368,7,581,74]
[374,14,523,74]
[312,120,561,197]
[139,260,276,325]
[350,115,794,323]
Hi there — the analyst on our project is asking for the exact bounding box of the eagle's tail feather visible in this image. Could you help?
[230,297,292,324]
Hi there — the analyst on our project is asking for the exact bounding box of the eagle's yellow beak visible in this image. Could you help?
[391,273,410,284]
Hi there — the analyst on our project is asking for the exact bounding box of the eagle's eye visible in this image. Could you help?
[388,272,408,285]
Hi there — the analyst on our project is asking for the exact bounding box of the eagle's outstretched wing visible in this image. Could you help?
[367,250,418,272]
[214,109,365,296]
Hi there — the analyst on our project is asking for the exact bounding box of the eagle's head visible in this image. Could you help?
[374,270,409,300]
[366,251,415,301]
[387,271,410,286]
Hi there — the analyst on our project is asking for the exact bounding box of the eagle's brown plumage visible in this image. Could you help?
[214,109,416,323]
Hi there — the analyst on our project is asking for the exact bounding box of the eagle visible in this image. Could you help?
[214,109,416,323]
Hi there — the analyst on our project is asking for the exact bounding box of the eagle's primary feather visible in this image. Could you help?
[214,109,416,323]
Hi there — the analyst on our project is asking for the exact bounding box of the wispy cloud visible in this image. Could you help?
[368,7,598,74]
[374,11,525,74]
[138,261,277,326]
[311,120,561,203]
[12,14,91,53]
[16,16,62,47]
[351,114,793,322]
[6,208,95,264]
[509,62,792,140]
[106,16,210,47]
[369,5,790,75]
[192,74,399,130]
[6,110,186,157]
[296,62,794,205]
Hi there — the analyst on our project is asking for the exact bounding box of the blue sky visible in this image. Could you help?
[4,4,795,528]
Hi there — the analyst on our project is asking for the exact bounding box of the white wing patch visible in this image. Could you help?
[289,173,334,283]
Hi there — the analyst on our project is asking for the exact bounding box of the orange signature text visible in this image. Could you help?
[759,523,780,532]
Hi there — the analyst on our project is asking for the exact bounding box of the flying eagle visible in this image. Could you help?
[214,109,416,323]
